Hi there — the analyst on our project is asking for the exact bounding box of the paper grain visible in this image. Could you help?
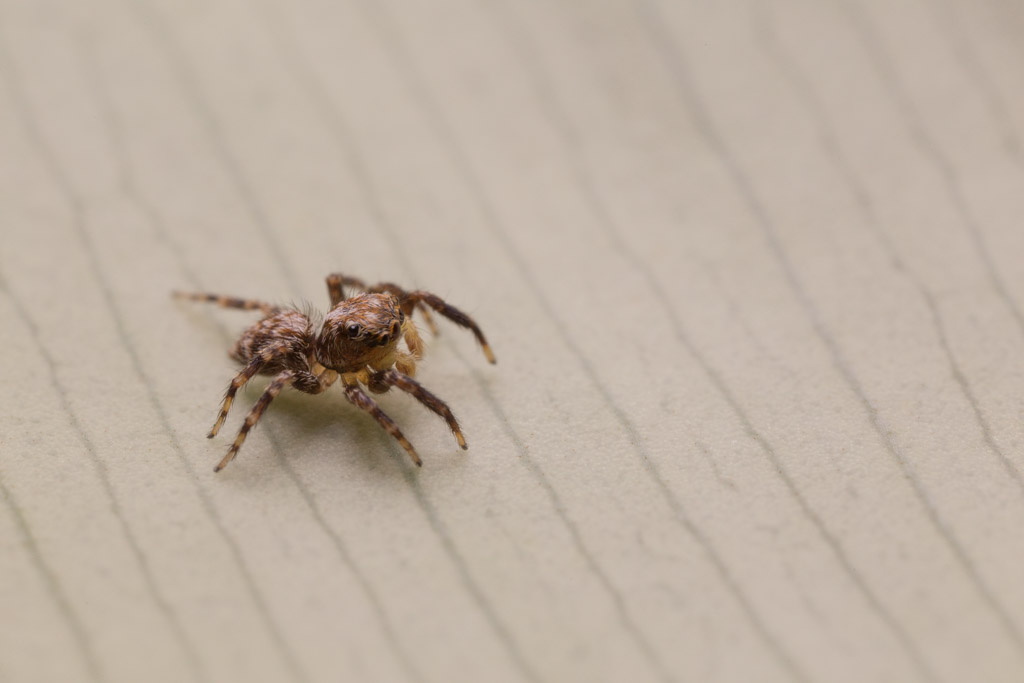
[3,0,1024,681]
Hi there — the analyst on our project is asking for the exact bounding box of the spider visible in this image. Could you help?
[174,273,495,472]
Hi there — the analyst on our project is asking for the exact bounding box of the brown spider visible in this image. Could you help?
[174,273,495,472]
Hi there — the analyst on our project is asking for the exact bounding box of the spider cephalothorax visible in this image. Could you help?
[316,292,411,373]
[175,273,494,472]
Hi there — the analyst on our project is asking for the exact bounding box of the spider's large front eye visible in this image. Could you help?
[346,323,361,338]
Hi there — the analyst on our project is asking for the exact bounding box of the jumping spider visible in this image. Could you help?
[174,273,495,472]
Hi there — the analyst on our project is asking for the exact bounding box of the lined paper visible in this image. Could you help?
[3,0,1024,681]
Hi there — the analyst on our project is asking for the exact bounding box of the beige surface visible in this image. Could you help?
[3,0,1024,681]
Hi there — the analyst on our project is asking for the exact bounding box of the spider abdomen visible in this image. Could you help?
[230,309,315,374]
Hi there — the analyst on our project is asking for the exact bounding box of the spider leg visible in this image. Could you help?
[325,273,369,306]
[402,290,496,363]
[294,366,339,394]
[173,291,279,315]
[342,377,422,466]
[215,371,293,472]
[209,360,261,439]
[372,282,438,334]
[373,369,467,449]
[208,340,294,438]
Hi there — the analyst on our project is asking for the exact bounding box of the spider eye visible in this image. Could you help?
[346,324,361,338]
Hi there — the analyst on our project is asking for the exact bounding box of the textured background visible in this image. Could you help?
[3,0,1024,681]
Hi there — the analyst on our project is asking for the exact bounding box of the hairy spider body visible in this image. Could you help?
[175,274,495,472]
[230,309,315,372]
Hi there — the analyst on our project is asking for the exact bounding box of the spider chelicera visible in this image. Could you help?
[174,273,495,472]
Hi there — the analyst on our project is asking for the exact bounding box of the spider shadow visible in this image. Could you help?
[227,377,463,480]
